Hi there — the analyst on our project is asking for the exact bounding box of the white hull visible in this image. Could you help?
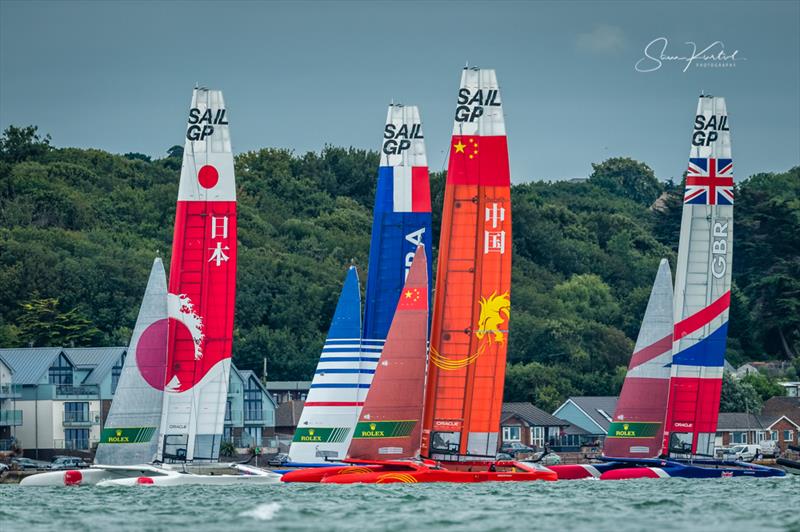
[19,464,165,486]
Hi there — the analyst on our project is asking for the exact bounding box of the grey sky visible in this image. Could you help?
[1,0,798,183]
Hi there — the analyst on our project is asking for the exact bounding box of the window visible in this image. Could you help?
[730,432,746,444]
[111,353,125,394]
[64,428,89,450]
[531,426,545,447]
[784,430,795,442]
[49,354,73,385]
[223,427,232,443]
[770,430,779,441]
[64,402,89,423]
[502,426,521,442]
[244,378,263,422]
[225,400,232,422]
[245,426,262,446]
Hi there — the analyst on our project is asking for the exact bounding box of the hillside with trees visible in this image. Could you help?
[1,125,797,411]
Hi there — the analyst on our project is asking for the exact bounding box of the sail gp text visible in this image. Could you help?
[186,108,228,140]
[455,89,501,122]
[383,123,423,155]
[693,114,729,147]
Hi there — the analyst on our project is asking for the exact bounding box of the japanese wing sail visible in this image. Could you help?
[158,88,237,462]
[348,247,428,461]
[95,258,168,465]
[422,68,512,461]
[362,104,432,375]
[663,96,733,457]
[289,266,363,463]
[604,259,673,459]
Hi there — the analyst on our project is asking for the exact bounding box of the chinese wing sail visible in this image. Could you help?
[95,258,168,465]
[604,259,673,459]
[348,246,428,461]
[663,96,733,457]
[362,104,432,371]
[289,266,363,463]
[422,68,512,460]
[158,88,237,462]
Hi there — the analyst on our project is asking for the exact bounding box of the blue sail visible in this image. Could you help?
[362,104,433,345]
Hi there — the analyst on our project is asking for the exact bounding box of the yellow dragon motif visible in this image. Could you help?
[430,291,510,371]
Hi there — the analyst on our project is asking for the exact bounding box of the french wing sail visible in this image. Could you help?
[158,88,237,462]
[348,246,429,461]
[289,266,363,463]
[663,96,733,457]
[604,259,673,458]
[95,258,168,465]
[422,68,512,460]
[362,104,432,375]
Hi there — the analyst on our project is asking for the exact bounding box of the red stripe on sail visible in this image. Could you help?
[304,402,364,407]
[673,291,730,340]
[628,334,673,369]
[411,166,431,212]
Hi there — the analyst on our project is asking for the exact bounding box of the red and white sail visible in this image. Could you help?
[347,246,428,461]
[158,88,237,462]
[662,96,733,457]
[604,259,673,458]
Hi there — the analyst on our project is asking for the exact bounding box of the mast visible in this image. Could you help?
[605,259,673,458]
[348,247,428,461]
[96,258,168,465]
[288,267,363,463]
[157,88,237,462]
[362,104,432,364]
[422,68,512,461]
[662,95,734,457]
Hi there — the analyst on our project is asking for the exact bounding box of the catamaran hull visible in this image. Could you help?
[97,472,281,486]
[321,468,556,484]
[601,463,785,480]
[19,464,172,486]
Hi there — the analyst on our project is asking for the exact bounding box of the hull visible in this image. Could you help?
[321,461,555,484]
[600,460,785,480]
[776,458,800,475]
[98,472,281,486]
[20,464,176,486]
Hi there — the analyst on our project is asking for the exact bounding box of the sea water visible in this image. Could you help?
[1,476,798,531]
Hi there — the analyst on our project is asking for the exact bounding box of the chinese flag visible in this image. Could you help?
[397,287,426,311]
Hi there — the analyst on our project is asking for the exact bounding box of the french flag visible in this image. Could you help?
[378,165,431,213]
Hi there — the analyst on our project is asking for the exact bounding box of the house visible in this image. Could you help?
[0,356,21,452]
[778,381,800,398]
[265,381,311,405]
[735,363,759,378]
[275,400,305,436]
[716,411,799,451]
[552,396,617,448]
[499,402,569,451]
[224,367,277,449]
[0,347,277,459]
[761,396,800,451]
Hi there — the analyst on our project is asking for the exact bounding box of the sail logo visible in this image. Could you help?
[607,421,660,439]
[101,427,157,444]
[404,228,426,279]
[353,420,416,439]
[455,88,501,122]
[292,427,350,443]
[186,108,228,141]
[692,115,729,146]
[711,221,729,279]
[383,123,423,155]
[431,291,510,370]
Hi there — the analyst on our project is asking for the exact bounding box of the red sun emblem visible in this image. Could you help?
[198,165,219,189]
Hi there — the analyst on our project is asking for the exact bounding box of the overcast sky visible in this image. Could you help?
[1,0,798,182]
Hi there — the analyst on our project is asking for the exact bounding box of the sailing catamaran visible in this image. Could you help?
[554,96,783,480]
[287,104,432,465]
[421,67,513,465]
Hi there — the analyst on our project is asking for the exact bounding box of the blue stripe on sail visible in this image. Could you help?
[315,369,375,374]
[672,322,728,368]
[321,348,365,353]
[310,383,371,389]
[363,168,432,343]
[318,357,380,363]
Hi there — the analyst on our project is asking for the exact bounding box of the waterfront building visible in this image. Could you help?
[552,396,618,449]
[499,402,569,452]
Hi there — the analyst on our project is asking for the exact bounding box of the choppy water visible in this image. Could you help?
[1,476,798,531]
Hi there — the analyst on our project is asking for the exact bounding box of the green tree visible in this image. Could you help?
[0,125,51,163]
[740,372,785,402]
[17,297,102,347]
[719,372,762,413]
[589,157,663,205]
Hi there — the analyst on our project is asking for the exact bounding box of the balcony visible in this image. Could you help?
[55,385,98,399]
[0,409,22,426]
[53,438,99,451]
[225,409,243,425]
[63,411,100,427]
[0,384,21,398]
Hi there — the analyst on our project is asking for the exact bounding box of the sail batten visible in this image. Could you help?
[422,68,512,461]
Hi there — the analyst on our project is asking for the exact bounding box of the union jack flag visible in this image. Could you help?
[684,158,734,205]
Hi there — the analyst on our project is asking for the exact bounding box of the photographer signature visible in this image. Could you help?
[635,37,743,73]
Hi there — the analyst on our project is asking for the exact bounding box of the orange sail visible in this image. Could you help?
[422,68,512,461]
